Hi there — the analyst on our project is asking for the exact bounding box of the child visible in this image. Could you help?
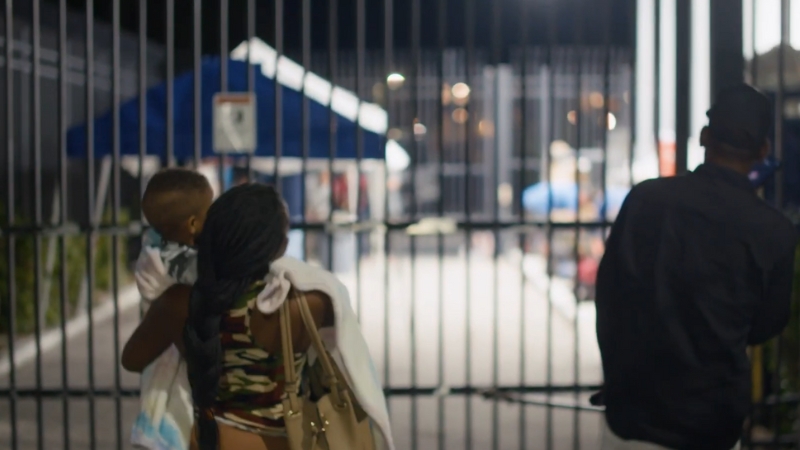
[131,168,214,450]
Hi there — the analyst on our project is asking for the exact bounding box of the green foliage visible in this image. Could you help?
[761,245,800,434]
[0,208,132,336]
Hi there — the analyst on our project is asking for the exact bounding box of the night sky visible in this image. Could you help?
[46,0,632,59]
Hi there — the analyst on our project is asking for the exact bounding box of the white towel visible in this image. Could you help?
[256,256,395,450]
[131,230,195,450]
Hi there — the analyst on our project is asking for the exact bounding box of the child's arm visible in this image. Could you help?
[122,283,191,373]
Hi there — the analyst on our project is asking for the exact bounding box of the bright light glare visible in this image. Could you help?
[607,113,617,130]
[387,73,405,90]
[451,82,471,99]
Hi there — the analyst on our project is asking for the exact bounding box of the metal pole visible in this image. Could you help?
[111,0,123,447]
[274,0,284,190]
[194,0,202,167]
[84,2,97,447]
[4,3,18,449]
[57,0,70,447]
[709,0,744,97]
[31,2,45,447]
[675,0,691,176]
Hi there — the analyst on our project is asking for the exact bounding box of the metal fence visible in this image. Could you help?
[0,0,797,449]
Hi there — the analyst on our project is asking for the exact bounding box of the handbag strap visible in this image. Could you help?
[293,291,347,407]
[278,298,303,415]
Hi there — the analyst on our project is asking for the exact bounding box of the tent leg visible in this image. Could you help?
[76,157,113,313]
[38,186,62,325]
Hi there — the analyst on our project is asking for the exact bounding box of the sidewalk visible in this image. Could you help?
[0,253,605,449]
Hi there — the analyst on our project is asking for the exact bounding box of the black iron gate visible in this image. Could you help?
[0,0,797,449]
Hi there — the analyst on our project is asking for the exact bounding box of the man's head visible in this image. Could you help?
[700,84,773,174]
[141,168,214,246]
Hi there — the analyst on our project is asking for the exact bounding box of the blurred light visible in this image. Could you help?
[372,83,385,103]
[497,183,513,207]
[387,127,404,140]
[441,83,452,105]
[567,110,577,125]
[479,120,495,137]
[589,92,605,109]
[452,108,469,124]
[623,91,630,104]
[386,139,411,172]
[452,82,471,100]
[413,122,427,137]
[607,113,617,130]
[550,140,572,159]
[578,156,593,173]
[387,73,405,90]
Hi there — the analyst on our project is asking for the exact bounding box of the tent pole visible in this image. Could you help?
[76,156,112,313]
[39,186,62,325]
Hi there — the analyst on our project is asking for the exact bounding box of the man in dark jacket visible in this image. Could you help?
[596,84,799,450]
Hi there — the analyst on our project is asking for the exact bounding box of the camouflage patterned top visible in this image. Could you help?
[210,281,307,435]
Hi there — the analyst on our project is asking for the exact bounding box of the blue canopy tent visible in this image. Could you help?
[66,53,391,264]
[66,56,384,160]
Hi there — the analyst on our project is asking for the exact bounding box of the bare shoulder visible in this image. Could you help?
[295,289,335,328]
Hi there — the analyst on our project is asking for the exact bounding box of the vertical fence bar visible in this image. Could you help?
[544,0,558,448]
[770,2,788,443]
[31,2,45,447]
[775,0,787,209]
[84,2,98,447]
[436,0,447,448]
[674,0,690,176]
[629,0,637,188]
[3,3,17,449]
[328,0,338,278]
[139,0,147,209]
[302,0,310,260]
[355,0,365,321]
[246,0,255,179]
[194,0,202,167]
[654,0,660,156]
[111,1,123,448]
[166,0,175,167]
[464,0,475,447]
[490,0,502,448]
[274,0,284,190]
[571,3,584,447]
[138,0,147,319]
[220,0,228,188]
[518,1,530,448]
[58,0,71,447]
[383,0,392,415]
[409,0,421,446]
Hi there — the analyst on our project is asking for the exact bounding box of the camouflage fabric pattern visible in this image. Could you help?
[143,228,198,286]
[211,281,307,432]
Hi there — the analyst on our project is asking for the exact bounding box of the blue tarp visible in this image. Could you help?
[67,57,384,160]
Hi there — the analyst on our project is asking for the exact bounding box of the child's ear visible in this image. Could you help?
[187,215,198,235]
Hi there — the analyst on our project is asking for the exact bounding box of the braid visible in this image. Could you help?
[182,183,289,450]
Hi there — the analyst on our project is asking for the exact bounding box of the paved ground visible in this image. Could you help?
[0,249,606,450]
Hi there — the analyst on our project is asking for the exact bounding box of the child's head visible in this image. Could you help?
[142,168,214,246]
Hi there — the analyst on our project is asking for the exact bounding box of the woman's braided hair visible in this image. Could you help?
[183,183,289,450]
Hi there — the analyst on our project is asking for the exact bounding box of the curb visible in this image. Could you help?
[0,284,141,377]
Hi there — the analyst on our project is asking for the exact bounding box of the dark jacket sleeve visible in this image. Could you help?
[595,193,634,349]
[749,243,798,345]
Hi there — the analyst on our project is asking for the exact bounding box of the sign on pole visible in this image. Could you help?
[213,92,257,153]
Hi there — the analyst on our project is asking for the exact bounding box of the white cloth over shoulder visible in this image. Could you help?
[132,229,196,450]
[255,256,394,450]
